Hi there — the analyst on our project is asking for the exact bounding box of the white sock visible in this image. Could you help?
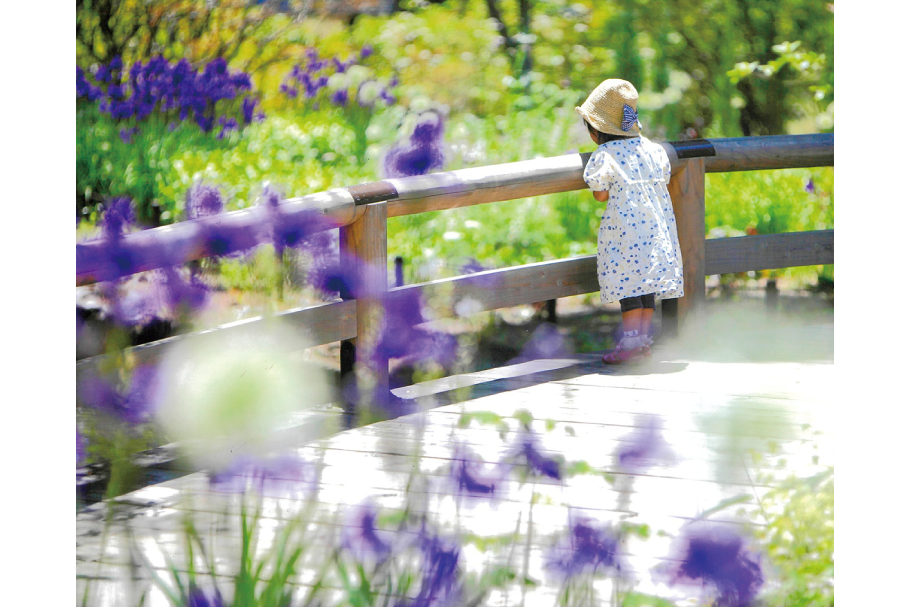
[621,330,641,350]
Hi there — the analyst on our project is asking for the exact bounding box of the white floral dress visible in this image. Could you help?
[583,136,684,304]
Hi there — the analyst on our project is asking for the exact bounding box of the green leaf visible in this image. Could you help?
[513,409,534,427]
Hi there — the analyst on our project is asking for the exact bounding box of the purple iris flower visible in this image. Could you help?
[161,266,210,316]
[546,515,621,579]
[78,197,145,283]
[516,430,562,480]
[101,197,135,238]
[76,427,86,466]
[95,63,111,83]
[617,415,674,473]
[341,502,393,562]
[309,250,386,300]
[78,365,161,425]
[331,89,349,107]
[187,584,225,607]
[409,532,461,607]
[185,183,224,220]
[241,97,257,124]
[383,144,445,178]
[382,113,446,178]
[119,127,139,144]
[449,443,503,500]
[410,112,445,145]
[666,524,764,607]
[261,186,339,258]
[209,453,317,497]
[372,291,458,368]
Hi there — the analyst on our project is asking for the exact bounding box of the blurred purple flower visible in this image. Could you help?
[161,266,210,316]
[617,415,674,473]
[666,524,764,607]
[411,112,445,145]
[373,291,458,369]
[382,112,446,178]
[409,531,461,607]
[509,323,571,365]
[341,502,393,563]
[331,89,349,107]
[360,44,374,59]
[383,144,445,178]
[185,183,224,220]
[546,515,621,579]
[95,63,111,83]
[242,97,257,124]
[83,197,143,282]
[118,127,139,144]
[101,197,135,239]
[516,430,562,480]
[78,365,161,425]
[449,443,503,500]
[76,428,86,466]
[209,453,317,497]
[309,251,384,300]
[187,584,224,607]
[804,178,816,194]
[261,186,339,258]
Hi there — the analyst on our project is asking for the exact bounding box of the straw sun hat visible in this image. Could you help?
[575,79,642,137]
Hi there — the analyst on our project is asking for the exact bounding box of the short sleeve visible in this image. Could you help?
[583,148,615,192]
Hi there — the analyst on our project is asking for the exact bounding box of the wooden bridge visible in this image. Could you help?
[76,134,834,605]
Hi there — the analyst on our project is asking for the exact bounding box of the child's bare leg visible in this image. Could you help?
[621,308,643,340]
[640,309,654,339]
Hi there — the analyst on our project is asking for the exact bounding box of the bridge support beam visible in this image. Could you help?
[339,202,389,427]
[667,158,706,334]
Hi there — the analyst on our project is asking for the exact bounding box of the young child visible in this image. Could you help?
[575,79,684,364]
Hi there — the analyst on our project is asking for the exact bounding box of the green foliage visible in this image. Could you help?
[752,468,835,607]
[76,0,309,86]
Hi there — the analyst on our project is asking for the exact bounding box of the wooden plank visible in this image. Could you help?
[390,256,599,315]
[385,153,590,217]
[667,158,706,326]
[76,299,357,383]
[703,133,834,173]
[705,230,834,275]
[77,189,362,286]
[339,202,389,405]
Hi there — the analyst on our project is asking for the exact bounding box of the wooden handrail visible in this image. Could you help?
[76,132,834,415]
[76,134,832,286]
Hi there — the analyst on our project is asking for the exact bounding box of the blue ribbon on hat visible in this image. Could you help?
[621,104,638,131]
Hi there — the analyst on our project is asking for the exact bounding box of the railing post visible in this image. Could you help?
[339,202,389,426]
[666,158,706,333]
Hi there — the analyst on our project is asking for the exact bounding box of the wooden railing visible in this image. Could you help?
[76,133,834,413]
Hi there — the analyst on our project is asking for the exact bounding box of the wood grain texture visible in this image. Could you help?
[705,230,834,275]
[340,202,389,393]
[703,133,834,173]
[391,256,600,316]
[667,158,706,325]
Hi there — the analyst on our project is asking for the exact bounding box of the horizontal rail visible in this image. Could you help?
[76,134,833,285]
[704,229,834,275]
[76,299,356,383]
[81,229,832,377]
